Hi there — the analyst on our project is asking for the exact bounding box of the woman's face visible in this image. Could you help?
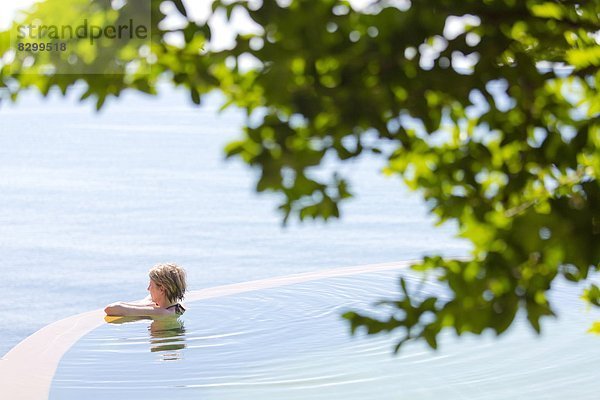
[148,279,164,303]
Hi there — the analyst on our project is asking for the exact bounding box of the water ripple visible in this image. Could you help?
[50,270,600,400]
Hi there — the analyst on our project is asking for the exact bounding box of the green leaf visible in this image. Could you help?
[190,88,201,105]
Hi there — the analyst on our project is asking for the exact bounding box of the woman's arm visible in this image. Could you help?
[104,302,170,317]
[117,295,154,307]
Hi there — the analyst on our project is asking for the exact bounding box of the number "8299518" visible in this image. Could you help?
[17,42,67,52]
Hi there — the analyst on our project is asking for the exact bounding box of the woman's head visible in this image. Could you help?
[148,262,187,303]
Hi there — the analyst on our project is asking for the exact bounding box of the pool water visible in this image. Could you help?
[50,270,600,399]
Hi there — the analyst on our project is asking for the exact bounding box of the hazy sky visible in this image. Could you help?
[1,0,36,29]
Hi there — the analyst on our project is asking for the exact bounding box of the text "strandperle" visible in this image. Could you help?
[17,19,148,45]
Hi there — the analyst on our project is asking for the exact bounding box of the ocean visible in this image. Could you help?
[0,85,468,357]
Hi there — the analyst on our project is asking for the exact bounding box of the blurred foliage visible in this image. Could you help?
[1,0,599,352]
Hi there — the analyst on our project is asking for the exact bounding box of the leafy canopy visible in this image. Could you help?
[1,0,599,351]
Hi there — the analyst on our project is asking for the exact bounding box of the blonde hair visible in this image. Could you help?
[149,262,187,303]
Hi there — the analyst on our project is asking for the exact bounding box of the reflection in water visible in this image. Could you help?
[148,318,186,360]
[104,316,186,360]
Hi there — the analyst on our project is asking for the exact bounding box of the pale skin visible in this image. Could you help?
[104,279,181,317]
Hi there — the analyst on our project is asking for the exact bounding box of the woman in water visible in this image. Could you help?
[104,262,187,317]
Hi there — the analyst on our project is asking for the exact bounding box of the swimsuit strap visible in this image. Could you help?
[166,303,186,314]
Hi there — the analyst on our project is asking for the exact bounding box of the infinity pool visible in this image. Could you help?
[49,270,600,399]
